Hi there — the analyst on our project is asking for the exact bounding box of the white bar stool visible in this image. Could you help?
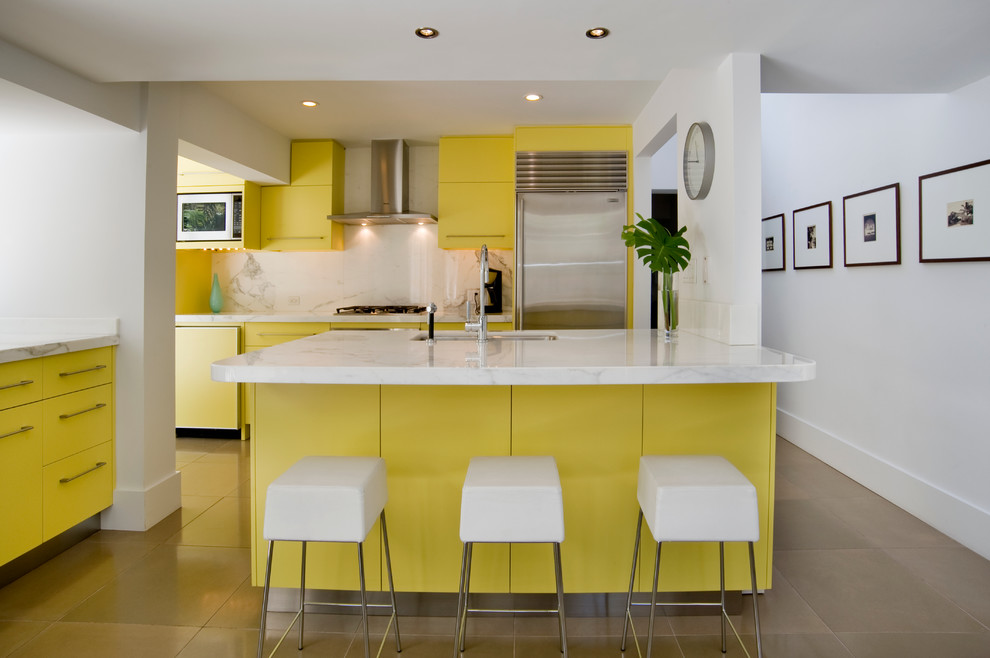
[620,455,763,658]
[257,456,400,658]
[454,456,567,657]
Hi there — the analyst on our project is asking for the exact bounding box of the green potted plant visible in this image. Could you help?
[620,213,691,339]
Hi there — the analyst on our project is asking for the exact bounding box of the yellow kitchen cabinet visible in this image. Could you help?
[438,181,514,249]
[243,322,330,349]
[175,182,261,251]
[640,383,775,592]
[251,384,381,590]
[0,346,115,566]
[0,358,43,410]
[438,136,515,249]
[260,140,345,251]
[510,385,642,593]
[43,348,112,399]
[439,135,514,183]
[381,385,512,593]
[0,402,43,565]
[43,384,113,464]
[514,125,631,152]
[260,185,343,251]
[175,326,240,431]
[290,139,345,187]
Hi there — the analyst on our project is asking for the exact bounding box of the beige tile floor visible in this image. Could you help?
[2,437,990,657]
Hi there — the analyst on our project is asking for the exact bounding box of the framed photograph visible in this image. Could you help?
[843,183,901,266]
[792,201,833,270]
[762,214,786,271]
[920,158,990,262]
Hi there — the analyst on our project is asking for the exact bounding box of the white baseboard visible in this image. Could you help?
[777,410,990,561]
[100,470,182,531]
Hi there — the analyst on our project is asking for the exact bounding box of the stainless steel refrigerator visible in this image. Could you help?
[515,190,628,330]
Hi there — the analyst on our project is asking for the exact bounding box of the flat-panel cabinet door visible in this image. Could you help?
[176,326,240,430]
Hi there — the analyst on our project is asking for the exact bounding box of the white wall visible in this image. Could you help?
[632,53,762,343]
[762,75,990,559]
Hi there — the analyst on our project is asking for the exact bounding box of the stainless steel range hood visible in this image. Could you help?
[328,139,437,225]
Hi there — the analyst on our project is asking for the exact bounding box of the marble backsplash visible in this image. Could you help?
[210,224,512,317]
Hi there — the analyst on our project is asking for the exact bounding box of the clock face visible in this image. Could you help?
[683,122,714,200]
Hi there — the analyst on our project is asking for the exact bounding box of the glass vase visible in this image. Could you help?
[209,273,223,314]
[660,270,679,341]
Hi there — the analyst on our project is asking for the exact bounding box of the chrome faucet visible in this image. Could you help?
[465,244,489,343]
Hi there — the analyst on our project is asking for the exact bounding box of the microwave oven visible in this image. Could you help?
[177,193,242,241]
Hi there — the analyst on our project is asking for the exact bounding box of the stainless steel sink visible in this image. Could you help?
[412,332,557,342]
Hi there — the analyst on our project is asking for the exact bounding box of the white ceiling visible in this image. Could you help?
[2,0,990,145]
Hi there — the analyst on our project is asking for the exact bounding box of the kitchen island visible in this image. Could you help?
[212,329,814,598]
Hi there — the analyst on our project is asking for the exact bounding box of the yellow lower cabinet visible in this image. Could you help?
[381,385,511,593]
[252,384,382,590]
[0,403,43,565]
[175,326,239,430]
[0,359,43,410]
[510,386,642,594]
[42,384,113,464]
[42,347,112,398]
[43,441,113,541]
[244,322,330,348]
[641,383,775,592]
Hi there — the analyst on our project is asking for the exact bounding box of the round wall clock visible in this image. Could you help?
[683,121,715,200]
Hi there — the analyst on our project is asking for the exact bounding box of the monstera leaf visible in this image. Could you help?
[620,213,691,274]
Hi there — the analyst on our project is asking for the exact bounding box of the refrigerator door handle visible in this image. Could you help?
[515,195,524,330]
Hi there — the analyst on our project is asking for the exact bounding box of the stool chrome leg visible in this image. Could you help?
[621,511,644,652]
[357,542,370,658]
[380,511,402,653]
[460,542,474,652]
[553,543,568,658]
[453,542,470,657]
[257,540,274,658]
[646,541,662,658]
[719,542,726,654]
[298,541,307,651]
[748,542,764,658]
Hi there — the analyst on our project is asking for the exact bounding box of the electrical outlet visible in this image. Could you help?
[288,295,300,306]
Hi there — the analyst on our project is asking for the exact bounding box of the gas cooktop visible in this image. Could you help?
[335,305,426,315]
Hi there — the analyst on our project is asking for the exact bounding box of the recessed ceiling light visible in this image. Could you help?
[586,27,610,39]
[525,94,543,102]
[415,27,439,39]
[301,100,318,107]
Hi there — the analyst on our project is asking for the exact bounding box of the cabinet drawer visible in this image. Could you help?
[43,441,113,541]
[0,403,43,564]
[43,384,113,465]
[244,323,330,347]
[0,359,43,411]
[43,347,113,397]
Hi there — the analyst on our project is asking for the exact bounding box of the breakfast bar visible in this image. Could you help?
[212,329,814,598]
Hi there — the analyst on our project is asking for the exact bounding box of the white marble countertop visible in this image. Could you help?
[0,318,120,364]
[177,312,511,324]
[212,329,815,386]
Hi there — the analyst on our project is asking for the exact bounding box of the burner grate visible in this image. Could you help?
[336,305,426,315]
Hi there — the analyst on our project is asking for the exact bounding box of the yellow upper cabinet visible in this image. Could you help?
[260,140,345,251]
[290,139,345,187]
[438,135,514,183]
[438,136,514,249]
[514,125,631,152]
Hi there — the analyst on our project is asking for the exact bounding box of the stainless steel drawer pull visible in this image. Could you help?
[0,425,34,440]
[59,403,107,420]
[0,379,34,391]
[445,234,506,238]
[266,236,325,240]
[59,461,108,484]
[58,364,108,377]
[256,332,318,337]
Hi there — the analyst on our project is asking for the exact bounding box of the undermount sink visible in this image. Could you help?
[412,332,557,342]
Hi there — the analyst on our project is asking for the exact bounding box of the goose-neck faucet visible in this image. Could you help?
[465,244,489,343]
